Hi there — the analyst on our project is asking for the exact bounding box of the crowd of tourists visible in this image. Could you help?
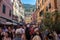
[0,24,60,40]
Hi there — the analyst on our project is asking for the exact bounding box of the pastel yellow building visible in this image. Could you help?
[13,0,24,22]
[25,15,32,24]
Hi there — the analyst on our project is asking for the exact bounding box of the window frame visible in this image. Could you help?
[9,10,12,17]
[2,4,6,14]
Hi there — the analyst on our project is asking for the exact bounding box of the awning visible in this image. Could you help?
[5,22,13,25]
[0,16,18,25]
[0,21,6,25]
[0,16,12,22]
[12,20,18,23]
[19,21,25,25]
[12,23,17,25]
[5,22,18,25]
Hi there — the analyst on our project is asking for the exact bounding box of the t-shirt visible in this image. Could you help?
[16,28,25,34]
[13,37,22,40]
[30,28,34,35]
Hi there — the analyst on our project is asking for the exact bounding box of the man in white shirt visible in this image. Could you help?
[15,25,25,34]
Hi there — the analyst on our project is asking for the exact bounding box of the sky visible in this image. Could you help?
[21,0,36,5]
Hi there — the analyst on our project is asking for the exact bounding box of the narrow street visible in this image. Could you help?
[0,0,60,40]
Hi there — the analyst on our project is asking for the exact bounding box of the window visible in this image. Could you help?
[49,3,51,9]
[45,0,46,2]
[38,6,40,9]
[38,0,40,4]
[31,18,32,20]
[20,16,22,19]
[19,5,21,7]
[42,0,43,4]
[46,7,48,11]
[2,4,6,13]
[46,13,50,18]
[9,10,11,16]
[39,10,44,16]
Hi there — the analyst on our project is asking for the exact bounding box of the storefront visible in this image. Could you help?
[0,16,19,29]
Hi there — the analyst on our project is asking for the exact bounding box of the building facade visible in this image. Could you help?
[36,0,43,24]
[13,0,24,22]
[0,0,13,24]
[25,15,32,24]
[0,0,24,25]
[31,11,37,25]
[36,0,60,24]
[25,12,33,24]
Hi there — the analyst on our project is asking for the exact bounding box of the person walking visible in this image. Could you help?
[13,31,22,40]
[21,25,26,40]
[53,31,58,40]
[29,25,34,39]
[15,25,26,40]
[25,24,31,40]
[0,27,4,40]
[32,28,41,40]
[2,32,11,40]
[7,26,13,40]
[58,34,60,40]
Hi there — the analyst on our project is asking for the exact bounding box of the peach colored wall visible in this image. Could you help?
[50,0,60,12]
